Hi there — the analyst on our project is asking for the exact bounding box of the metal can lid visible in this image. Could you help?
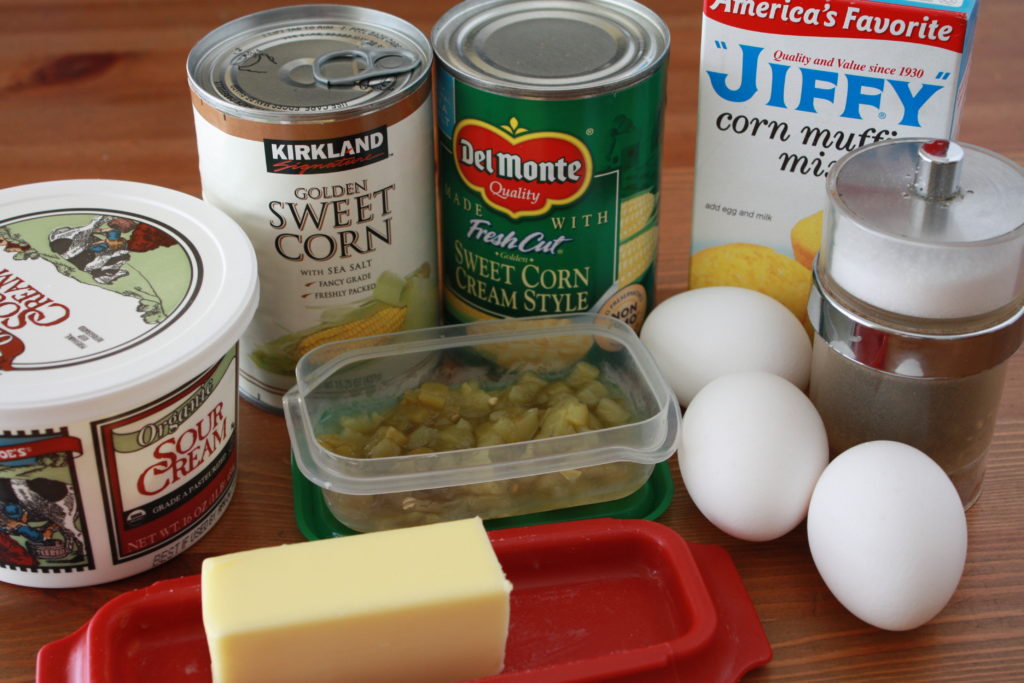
[187,4,432,123]
[0,180,258,427]
[431,0,669,97]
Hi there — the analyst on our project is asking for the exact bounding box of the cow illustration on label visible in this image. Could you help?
[48,215,177,287]
[0,432,91,572]
[0,211,196,371]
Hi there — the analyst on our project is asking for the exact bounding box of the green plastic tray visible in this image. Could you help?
[292,456,674,540]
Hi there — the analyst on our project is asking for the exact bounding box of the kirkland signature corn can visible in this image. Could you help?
[188,5,438,411]
[432,0,669,331]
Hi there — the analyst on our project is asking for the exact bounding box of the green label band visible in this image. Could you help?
[436,64,667,327]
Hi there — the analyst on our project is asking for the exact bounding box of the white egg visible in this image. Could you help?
[679,371,828,541]
[807,441,967,631]
[640,286,810,406]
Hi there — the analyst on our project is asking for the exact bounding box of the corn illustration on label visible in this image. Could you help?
[690,0,976,326]
[436,64,666,332]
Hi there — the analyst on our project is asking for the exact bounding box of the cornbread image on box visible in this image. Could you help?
[201,517,512,683]
[690,0,976,322]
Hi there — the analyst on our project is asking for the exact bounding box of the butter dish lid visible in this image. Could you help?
[36,519,772,683]
[0,180,258,426]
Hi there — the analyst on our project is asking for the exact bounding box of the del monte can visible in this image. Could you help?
[432,0,670,331]
[188,5,438,412]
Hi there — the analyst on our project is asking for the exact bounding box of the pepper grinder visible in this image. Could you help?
[809,138,1024,508]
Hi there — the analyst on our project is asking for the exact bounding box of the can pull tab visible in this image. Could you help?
[312,48,420,87]
[913,139,964,201]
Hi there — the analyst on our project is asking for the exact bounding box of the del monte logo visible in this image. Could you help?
[454,117,593,219]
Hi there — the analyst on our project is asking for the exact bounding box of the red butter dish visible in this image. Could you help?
[37,519,771,683]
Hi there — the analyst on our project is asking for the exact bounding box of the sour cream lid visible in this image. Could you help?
[0,180,258,427]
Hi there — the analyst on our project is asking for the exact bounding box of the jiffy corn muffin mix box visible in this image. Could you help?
[690,0,977,327]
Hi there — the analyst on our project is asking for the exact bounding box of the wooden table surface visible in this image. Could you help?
[1,1,1022,681]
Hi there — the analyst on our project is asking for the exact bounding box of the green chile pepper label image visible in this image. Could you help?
[437,65,666,332]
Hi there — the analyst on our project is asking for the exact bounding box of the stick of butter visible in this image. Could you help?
[201,517,512,683]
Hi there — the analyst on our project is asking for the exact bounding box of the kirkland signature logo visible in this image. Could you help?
[264,126,389,175]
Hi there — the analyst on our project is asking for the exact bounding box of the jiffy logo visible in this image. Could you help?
[264,126,389,175]
[707,44,943,126]
[454,117,592,219]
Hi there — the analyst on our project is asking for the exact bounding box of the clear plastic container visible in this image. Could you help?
[284,314,680,532]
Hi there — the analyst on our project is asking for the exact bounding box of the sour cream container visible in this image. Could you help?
[0,180,258,588]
